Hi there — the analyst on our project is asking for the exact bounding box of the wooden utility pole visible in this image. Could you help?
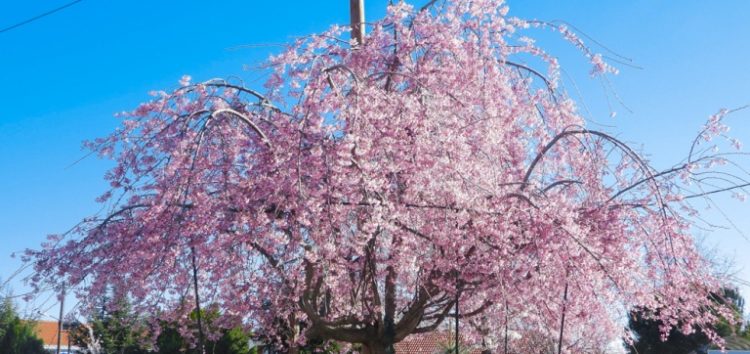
[455,286,459,354]
[56,283,65,354]
[191,247,206,354]
[350,0,365,44]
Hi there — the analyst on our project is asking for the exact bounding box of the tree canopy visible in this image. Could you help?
[0,297,46,354]
[626,288,749,354]
[71,298,254,354]
[26,0,749,353]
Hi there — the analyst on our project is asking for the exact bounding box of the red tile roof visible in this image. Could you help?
[33,320,71,347]
[395,332,483,354]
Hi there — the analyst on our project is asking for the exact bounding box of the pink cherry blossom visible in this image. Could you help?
[27,1,747,353]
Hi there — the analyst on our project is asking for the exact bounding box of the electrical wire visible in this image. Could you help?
[0,0,84,35]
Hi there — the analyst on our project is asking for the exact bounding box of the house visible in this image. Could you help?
[33,320,83,354]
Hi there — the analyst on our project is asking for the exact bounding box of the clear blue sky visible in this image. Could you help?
[1,0,749,319]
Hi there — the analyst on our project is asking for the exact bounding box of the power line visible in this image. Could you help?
[0,0,84,35]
